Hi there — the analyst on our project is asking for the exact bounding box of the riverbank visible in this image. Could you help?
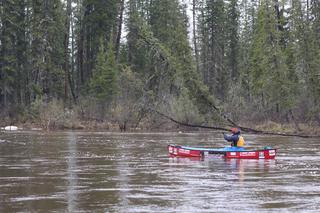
[1,118,319,137]
[254,121,320,135]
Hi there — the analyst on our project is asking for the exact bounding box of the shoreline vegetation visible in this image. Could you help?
[1,99,319,137]
[2,119,320,137]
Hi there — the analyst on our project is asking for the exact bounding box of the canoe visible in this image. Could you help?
[168,144,276,159]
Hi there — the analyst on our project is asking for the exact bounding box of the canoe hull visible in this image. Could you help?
[168,144,276,159]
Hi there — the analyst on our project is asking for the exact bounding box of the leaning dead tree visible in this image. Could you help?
[135,21,320,139]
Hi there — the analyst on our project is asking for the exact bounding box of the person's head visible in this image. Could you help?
[230,128,240,134]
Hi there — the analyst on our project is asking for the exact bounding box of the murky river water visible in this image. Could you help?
[0,131,319,212]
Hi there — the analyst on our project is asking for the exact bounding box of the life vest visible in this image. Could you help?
[237,135,245,147]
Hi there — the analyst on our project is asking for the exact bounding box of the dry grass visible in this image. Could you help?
[255,121,320,135]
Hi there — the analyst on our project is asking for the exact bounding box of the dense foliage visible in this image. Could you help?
[0,0,319,129]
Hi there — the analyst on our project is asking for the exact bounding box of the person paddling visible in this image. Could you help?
[223,128,245,147]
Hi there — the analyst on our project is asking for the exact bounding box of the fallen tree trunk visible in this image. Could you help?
[152,109,320,138]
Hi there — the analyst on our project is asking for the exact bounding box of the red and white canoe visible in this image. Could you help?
[168,144,277,159]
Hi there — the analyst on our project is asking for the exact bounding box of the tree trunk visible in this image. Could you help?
[192,0,200,72]
[289,109,301,131]
[115,0,125,61]
[64,0,72,105]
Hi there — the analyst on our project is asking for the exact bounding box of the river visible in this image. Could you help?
[0,131,319,212]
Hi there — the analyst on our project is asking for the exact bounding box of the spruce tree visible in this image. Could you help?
[0,0,18,107]
[29,0,66,100]
[310,1,320,111]
[226,0,239,81]
[80,0,118,85]
[289,0,320,122]
[198,0,227,100]
[248,1,293,118]
[89,38,118,106]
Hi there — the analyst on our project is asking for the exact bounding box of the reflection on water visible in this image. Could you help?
[168,157,276,184]
[67,132,78,212]
[0,131,319,212]
[224,159,276,183]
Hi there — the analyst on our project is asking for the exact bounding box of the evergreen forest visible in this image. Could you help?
[0,0,319,133]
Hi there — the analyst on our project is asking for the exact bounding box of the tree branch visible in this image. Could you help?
[151,109,320,138]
